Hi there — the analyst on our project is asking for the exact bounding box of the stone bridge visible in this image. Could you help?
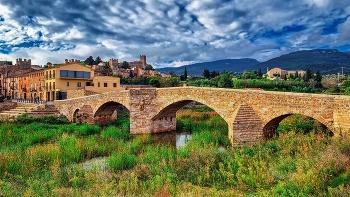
[54,87,350,144]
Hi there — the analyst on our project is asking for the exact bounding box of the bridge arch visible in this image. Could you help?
[93,101,130,124]
[150,99,229,133]
[70,105,94,124]
[73,109,79,123]
[263,112,334,139]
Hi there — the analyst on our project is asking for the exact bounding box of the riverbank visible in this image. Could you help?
[0,111,348,196]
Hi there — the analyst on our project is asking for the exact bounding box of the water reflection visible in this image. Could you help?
[151,131,193,149]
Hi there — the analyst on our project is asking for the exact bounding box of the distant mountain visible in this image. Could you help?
[156,58,260,76]
[252,49,350,75]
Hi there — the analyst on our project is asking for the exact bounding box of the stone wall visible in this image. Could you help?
[0,102,17,112]
[67,89,86,99]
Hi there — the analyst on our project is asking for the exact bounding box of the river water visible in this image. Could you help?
[80,132,193,171]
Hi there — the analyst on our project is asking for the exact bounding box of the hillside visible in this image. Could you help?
[156,58,259,76]
[252,49,350,75]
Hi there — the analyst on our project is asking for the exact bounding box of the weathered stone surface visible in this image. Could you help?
[54,87,350,145]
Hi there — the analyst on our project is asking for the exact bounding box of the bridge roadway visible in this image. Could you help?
[54,87,350,145]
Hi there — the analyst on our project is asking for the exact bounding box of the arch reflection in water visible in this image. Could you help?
[150,131,193,149]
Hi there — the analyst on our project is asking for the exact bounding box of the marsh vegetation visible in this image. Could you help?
[0,108,348,196]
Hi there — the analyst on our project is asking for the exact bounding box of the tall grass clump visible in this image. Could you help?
[109,151,136,171]
[101,126,132,140]
[15,113,70,124]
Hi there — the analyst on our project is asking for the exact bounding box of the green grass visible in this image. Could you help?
[0,112,348,196]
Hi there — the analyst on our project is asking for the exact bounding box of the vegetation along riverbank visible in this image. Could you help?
[0,107,349,196]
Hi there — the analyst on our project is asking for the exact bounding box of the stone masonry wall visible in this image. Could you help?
[67,89,86,99]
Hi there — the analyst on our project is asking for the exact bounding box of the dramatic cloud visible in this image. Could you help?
[0,0,349,67]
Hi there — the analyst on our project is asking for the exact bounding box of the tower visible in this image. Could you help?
[140,55,146,69]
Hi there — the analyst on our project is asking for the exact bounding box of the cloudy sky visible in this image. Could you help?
[0,0,350,68]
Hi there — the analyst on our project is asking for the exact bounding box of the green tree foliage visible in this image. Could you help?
[210,70,219,78]
[169,71,177,77]
[315,70,322,88]
[304,69,313,82]
[258,68,263,77]
[121,61,130,69]
[218,72,233,88]
[129,70,134,78]
[202,69,210,79]
[145,64,154,70]
[85,56,95,65]
[95,56,102,65]
[149,77,161,87]
[101,62,112,76]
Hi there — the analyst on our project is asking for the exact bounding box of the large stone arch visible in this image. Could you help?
[150,99,229,134]
[93,101,130,124]
[263,112,334,138]
[155,91,233,122]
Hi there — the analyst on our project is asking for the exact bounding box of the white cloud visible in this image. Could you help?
[0,0,349,67]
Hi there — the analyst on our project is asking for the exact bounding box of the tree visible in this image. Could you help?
[218,72,233,88]
[321,77,338,91]
[121,61,130,69]
[101,62,112,76]
[85,56,94,65]
[202,69,210,79]
[149,77,161,88]
[184,67,188,80]
[210,70,219,78]
[304,69,313,82]
[95,56,102,65]
[129,70,134,78]
[169,71,177,77]
[258,68,263,77]
[315,70,322,88]
[145,64,154,70]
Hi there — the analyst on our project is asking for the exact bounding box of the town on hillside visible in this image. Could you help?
[0,55,166,102]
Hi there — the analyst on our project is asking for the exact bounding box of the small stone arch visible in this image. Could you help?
[73,108,79,123]
[263,113,334,139]
[71,105,94,124]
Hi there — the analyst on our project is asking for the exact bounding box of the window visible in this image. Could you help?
[98,82,100,87]
[86,82,91,86]
[113,83,117,87]
[59,70,91,78]
[77,82,81,87]
[67,82,69,87]
[104,83,107,87]
[83,72,90,78]
[60,70,68,77]
[53,82,55,89]
[53,70,55,78]
[76,71,84,78]
[68,71,75,78]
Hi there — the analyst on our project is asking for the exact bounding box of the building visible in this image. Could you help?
[266,67,305,79]
[0,58,42,98]
[28,69,45,100]
[44,60,95,101]
[85,76,123,93]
